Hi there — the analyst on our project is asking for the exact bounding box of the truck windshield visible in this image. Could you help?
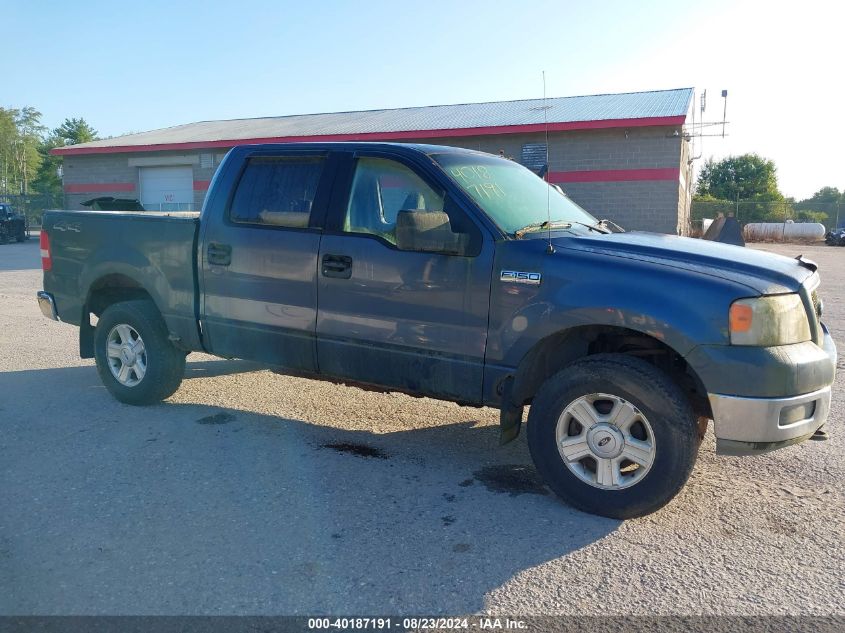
[431,153,597,236]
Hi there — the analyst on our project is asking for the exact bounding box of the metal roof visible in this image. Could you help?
[55,87,692,155]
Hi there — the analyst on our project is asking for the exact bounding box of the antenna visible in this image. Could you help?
[690,88,703,162]
[543,71,553,254]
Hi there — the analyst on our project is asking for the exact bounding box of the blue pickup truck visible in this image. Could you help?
[37,143,837,518]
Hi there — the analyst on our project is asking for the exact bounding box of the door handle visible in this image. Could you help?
[207,242,232,266]
[322,254,352,279]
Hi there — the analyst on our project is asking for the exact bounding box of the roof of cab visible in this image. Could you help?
[230,141,486,156]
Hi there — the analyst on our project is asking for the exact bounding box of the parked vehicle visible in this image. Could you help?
[0,203,28,243]
[80,197,146,211]
[37,143,837,519]
[824,228,845,246]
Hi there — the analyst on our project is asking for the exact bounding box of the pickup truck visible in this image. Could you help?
[37,142,837,519]
[0,202,28,243]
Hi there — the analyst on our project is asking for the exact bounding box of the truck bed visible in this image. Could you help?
[42,209,202,351]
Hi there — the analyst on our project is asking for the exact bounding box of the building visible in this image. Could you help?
[53,87,694,234]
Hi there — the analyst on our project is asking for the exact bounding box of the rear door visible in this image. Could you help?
[200,148,337,371]
[316,150,494,403]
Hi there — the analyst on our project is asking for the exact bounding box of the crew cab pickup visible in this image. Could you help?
[37,143,837,518]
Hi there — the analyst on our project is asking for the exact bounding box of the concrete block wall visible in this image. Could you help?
[677,135,693,234]
[62,150,224,210]
[561,180,682,234]
[62,153,139,210]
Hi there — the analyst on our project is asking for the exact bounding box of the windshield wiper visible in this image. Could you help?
[570,221,610,234]
[514,220,572,239]
[598,218,625,233]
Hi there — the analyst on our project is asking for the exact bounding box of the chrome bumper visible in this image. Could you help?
[710,386,831,455]
[37,291,59,321]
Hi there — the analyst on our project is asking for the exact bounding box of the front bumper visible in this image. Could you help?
[710,386,831,455]
[37,291,59,321]
[683,306,837,455]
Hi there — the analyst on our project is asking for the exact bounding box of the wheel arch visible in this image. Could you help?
[79,273,160,358]
[499,324,711,444]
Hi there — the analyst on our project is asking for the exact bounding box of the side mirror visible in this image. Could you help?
[395,210,469,256]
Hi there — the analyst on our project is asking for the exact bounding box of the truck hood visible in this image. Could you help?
[553,231,813,294]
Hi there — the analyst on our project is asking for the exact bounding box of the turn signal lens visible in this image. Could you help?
[729,304,753,333]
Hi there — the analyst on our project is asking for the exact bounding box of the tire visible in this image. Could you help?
[94,300,186,405]
[527,353,699,519]
[16,226,26,242]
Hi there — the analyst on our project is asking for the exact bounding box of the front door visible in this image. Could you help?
[316,153,494,403]
[200,150,335,371]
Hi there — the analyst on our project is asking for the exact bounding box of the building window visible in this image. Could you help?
[521,143,548,173]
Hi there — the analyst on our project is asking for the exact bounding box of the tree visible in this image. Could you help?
[54,117,98,146]
[696,154,784,202]
[803,186,843,205]
[0,106,44,196]
[795,186,843,229]
[694,154,788,223]
[795,209,829,224]
[31,133,64,198]
[0,109,17,194]
[32,117,99,199]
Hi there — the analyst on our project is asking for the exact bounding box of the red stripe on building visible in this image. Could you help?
[193,180,211,191]
[51,116,686,156]
[63,182,136,193]
[549,167,680,183]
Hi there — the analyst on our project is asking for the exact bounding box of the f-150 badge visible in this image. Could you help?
[500,270,541,285]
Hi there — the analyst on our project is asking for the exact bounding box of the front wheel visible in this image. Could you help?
[527,354,699,519]
[94,300,186,405]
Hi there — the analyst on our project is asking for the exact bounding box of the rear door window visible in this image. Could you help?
[230,156,325,228]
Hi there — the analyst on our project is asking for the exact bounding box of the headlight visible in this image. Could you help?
[729,294,811,346]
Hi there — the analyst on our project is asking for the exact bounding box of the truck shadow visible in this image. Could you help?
[1,362,619,615]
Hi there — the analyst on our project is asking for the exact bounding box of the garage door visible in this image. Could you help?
[139,166,194,211]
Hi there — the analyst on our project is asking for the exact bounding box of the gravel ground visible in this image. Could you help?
[0,239,843,616]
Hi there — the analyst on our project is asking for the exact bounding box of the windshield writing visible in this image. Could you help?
[433,153,597,236]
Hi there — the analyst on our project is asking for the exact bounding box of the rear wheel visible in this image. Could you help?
[94,300,186,405]
[527,353,699,519]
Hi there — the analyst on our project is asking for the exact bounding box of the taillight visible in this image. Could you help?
[40,231,52,271]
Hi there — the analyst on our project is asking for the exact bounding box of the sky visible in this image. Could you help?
[3,0,842,199]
